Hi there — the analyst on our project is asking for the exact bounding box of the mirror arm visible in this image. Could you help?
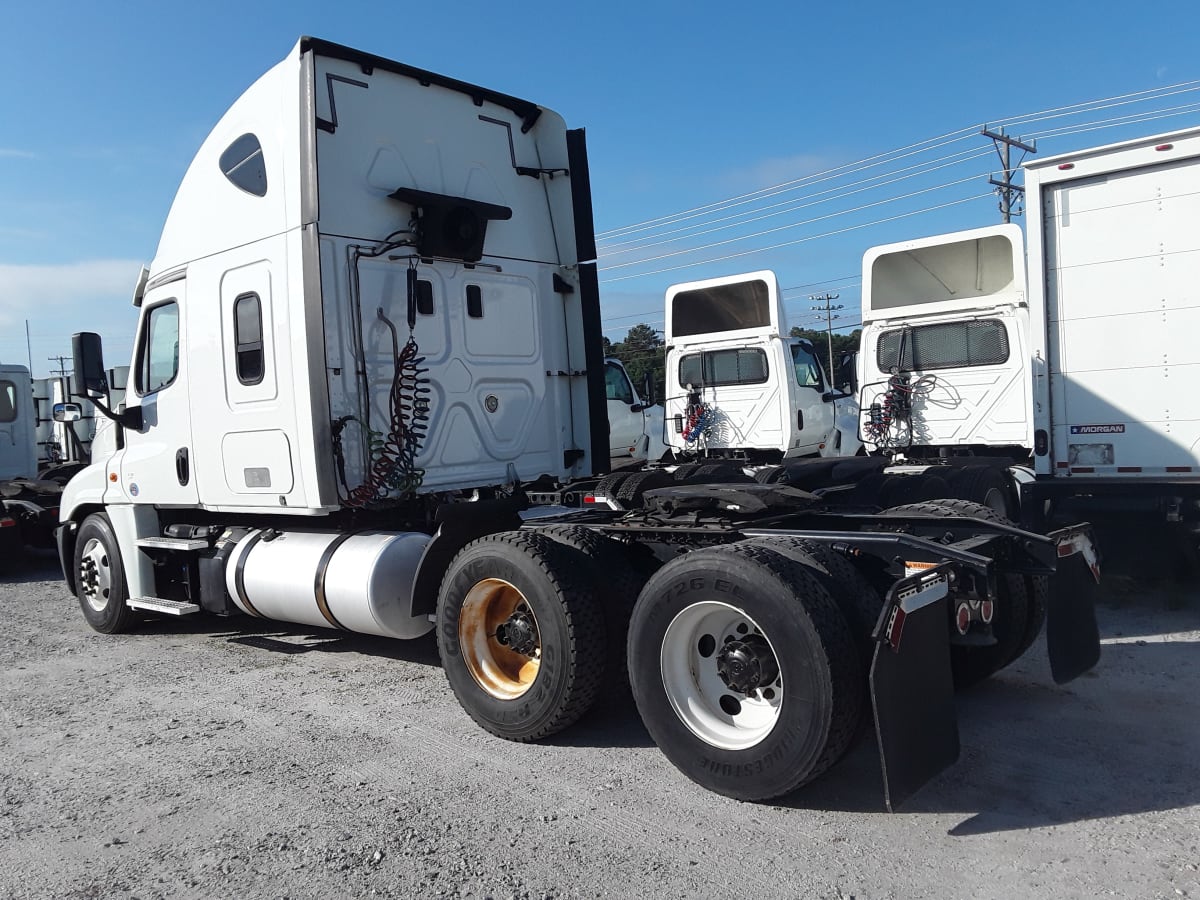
[89,395,142,430]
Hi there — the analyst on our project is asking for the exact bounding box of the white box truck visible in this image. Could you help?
[857,126,1200,533]
[56,37,1101,809]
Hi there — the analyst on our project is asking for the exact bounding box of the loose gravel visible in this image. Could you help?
[1,554,1197,899]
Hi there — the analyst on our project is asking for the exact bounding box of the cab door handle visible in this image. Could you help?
[175,447,190,486]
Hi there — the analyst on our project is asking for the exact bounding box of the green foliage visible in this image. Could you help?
[790,327,862,367]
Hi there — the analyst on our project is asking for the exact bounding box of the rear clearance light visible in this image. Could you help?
[1166,466,1193,473]
[954,602,971,636]
[1058,163,1075,170]
[1156,143,1175,152]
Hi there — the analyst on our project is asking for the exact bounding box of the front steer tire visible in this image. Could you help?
[73,513,137,635]
[627,543,861,801]
[437,531,606,742]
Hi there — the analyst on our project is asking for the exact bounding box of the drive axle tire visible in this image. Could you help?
[615,470,674,507]
[884,500,1031,688]
[627,543,861,801]
[437,531,606,742]
[536,525,647,693]
[74,512,137,634]
[744,537,882,667]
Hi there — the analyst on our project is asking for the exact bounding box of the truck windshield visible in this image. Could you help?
[790,344,823,388]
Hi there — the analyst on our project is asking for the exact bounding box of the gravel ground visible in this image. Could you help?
[1,553,1197,900]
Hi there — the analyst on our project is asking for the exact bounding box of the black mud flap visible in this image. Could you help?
[870,566,959,812]
[1046,527,1102,684]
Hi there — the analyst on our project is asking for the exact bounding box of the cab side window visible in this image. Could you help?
[605,362,634,404]
[0,380,15,422]
[137,301,180,395]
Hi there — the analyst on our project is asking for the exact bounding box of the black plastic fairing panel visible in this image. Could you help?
[578,262,609,476]
[566,129,597,264]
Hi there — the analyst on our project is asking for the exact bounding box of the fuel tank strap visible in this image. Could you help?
[234,531,267,618]
[313,532,356,630]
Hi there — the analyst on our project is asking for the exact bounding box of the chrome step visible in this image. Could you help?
[136,536,209,551]
[126,596,200,616]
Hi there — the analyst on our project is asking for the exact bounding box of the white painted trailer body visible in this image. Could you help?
[663,271,841,460]
[1025,127,1200,480]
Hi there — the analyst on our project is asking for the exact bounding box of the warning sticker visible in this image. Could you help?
[1070,424,1125,435]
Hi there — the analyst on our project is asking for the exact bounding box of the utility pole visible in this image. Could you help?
[810,293,843,382]
[981,125,1037,223]
[47,355,72,377]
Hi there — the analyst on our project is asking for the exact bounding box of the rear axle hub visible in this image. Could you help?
[716,634,779,694]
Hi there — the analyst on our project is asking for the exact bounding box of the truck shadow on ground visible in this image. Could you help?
[782,637,1200,835]
[133,614,444,668]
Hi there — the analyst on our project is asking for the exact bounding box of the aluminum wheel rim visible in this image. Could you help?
[78,537,113,613]
[660,601,783,751]
[459,578,541,700]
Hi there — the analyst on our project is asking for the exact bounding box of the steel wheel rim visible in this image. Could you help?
[78,537,113,613]
[660,601,783,750]
[459,578,541,700]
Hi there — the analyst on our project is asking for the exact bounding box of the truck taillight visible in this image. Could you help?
[797,410,804,430]
[1035,429,1048,456]
[0,517,15,528]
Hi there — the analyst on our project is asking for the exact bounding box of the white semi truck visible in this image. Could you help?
[58,37,1101,808]
[661,270,858,462]
[857,126,1200,533]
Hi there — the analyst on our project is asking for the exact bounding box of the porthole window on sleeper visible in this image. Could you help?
[219,133,268,197]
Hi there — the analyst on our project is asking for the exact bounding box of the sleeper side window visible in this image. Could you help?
[234,292,265,385]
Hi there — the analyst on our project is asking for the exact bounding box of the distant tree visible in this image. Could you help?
[790,327,862,374]
[608,323,666,403]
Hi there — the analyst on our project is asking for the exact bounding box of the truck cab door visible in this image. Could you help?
[605,360,645,460]
[787,339,836,456]
[117,281,199,506]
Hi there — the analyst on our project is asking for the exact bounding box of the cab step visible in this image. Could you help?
[126,596,200,616]
[136,536,209,551]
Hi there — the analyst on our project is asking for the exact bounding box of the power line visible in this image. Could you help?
[600,191,990,284]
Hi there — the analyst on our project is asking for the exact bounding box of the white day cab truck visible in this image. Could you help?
[856,126,1200,559]
[661,270,860,463]
[59,37,1101,809]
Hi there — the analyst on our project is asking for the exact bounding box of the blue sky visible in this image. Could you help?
[3,0,1200,376]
